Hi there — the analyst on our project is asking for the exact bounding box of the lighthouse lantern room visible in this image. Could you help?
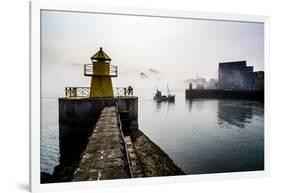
[84,47,117,98]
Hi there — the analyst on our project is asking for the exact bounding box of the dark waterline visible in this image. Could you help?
[41,92,264,174]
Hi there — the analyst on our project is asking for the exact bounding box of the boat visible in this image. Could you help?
[153,85,175,102]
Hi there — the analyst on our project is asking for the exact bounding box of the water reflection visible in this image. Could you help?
[186,99,193,113]
[217,100,253,128]
[154,100,175,113]
[185,98,210,112]
[178,98,264,173]
[185,99,257,129]
[167,100,175,112]
[155,101,162,112]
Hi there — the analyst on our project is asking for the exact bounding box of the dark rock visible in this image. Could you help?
[130,129,185,177]
[40,172,54,184]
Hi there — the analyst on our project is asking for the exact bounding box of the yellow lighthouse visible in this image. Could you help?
[84,47,117,98]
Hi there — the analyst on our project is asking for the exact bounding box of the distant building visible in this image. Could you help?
[218,61,264,91]
[252,71,264,90]
[196,84,204,90]
[185,78,218,90]
[184,79,197,88]
[185,78,206,89]
[206,78,218,89]
[197,78,206,87]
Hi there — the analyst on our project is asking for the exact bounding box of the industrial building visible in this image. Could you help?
[218,61,264,91]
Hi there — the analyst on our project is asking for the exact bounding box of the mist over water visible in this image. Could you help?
[41,91,264,174]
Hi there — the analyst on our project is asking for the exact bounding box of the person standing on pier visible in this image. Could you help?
[128,86,133,96]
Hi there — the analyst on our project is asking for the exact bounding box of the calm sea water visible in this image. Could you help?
[41,98,59,174]
[41,91,264,174]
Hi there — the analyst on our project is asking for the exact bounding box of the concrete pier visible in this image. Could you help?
[116,97,138,131]
[185,89,264,101]
[58,97,138,160]
[42,104,184,183]
[72,106,131,181]
[71,106,183,181]
[41,96,184,183]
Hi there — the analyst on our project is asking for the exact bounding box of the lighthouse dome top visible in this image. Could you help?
[91,47,111,62]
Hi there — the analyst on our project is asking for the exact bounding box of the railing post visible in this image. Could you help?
[124,88,127,97]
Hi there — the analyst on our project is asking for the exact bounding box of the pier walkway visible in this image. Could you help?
[72,106,132,181]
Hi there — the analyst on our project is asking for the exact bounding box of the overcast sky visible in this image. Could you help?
[41,10,264,96]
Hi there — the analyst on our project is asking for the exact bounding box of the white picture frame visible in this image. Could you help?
[30,1,270,192]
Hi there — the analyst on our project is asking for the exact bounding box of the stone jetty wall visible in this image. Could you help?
[72,106,131,181]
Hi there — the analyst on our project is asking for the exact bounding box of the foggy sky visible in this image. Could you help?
[41,10,264,96]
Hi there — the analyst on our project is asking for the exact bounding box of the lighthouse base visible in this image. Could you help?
[58,97,138,159]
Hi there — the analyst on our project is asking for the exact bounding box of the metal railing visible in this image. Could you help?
[114,87,134,97]
[84,64,118,77]
[115,105,134,178]
[65,87,90,97]
[65,87,133,97]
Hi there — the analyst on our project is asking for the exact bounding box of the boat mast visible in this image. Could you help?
[167,84,170,95]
